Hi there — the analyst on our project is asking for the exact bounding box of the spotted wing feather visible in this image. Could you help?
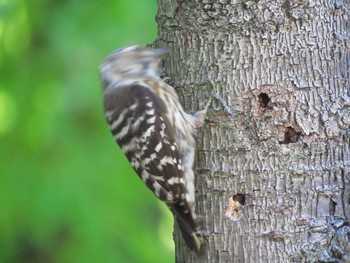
[103,85,186,202]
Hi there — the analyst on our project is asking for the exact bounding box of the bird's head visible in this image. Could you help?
[100,45,168,90]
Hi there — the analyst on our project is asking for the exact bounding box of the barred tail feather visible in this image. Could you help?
[176,218,203,254]
[171,204,203,253]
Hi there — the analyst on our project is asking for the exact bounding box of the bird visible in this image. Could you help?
[100,45,210,253]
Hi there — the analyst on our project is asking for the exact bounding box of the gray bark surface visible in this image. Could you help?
[155,0,350,262]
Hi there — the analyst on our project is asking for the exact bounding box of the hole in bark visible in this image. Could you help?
[330,198,337,216]
[225,194,246,221]
[279,127,301,144]
[258,93,270,108]
[232,193,245,206]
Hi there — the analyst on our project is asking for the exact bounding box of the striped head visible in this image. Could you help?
[100,45,168,90]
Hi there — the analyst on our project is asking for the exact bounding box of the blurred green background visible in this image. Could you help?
[0,0,175,262]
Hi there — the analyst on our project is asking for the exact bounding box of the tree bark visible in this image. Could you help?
[155,0,350,262]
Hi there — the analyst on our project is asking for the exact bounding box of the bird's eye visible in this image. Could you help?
[120,69,129,74]
[142,61,150,70]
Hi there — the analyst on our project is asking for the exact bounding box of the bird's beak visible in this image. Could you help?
[152,48,169,57]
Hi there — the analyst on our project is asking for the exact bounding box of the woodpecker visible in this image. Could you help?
[100,45,209,253]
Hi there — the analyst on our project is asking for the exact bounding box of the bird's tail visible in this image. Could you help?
[171,203,204,254]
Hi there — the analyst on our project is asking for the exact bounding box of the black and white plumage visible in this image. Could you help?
[100,46,209,253]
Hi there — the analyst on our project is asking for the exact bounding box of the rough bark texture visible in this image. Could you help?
[155,0,350,262]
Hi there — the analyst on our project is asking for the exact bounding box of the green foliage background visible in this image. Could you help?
[0,0,174,262]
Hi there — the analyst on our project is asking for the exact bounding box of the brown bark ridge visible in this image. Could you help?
[155,0,350,262]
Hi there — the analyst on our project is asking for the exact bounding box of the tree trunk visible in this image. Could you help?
[155,0,350,262]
